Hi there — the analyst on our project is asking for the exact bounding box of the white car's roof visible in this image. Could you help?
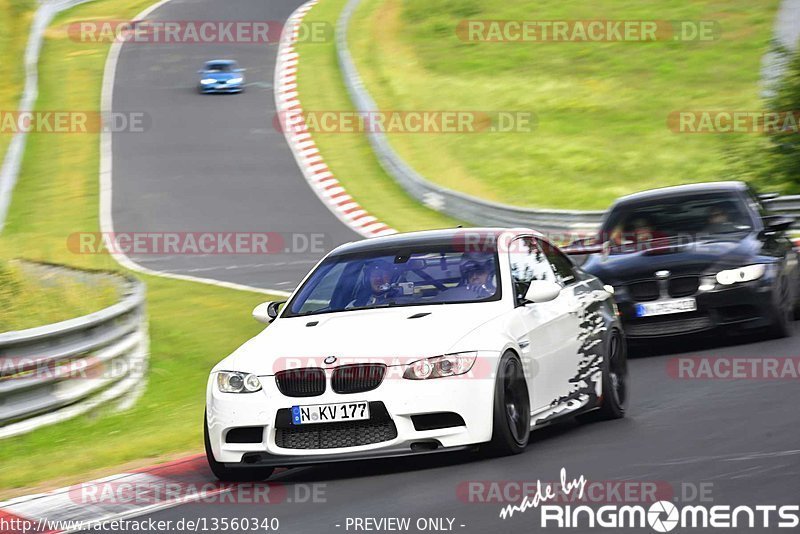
[330,227,541,256]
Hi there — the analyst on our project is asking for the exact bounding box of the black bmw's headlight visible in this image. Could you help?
[715,264,767,285]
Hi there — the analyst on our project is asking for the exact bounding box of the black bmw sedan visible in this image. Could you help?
[573,181,799,340]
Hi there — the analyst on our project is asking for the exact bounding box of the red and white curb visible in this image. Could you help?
[0,454,288,533]
[275,0,396,239]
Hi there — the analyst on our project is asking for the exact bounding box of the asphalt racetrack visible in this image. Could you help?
[111,0,360,291]
[105,0,800,532]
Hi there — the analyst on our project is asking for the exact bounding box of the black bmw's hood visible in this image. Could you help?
[582,234,762,284]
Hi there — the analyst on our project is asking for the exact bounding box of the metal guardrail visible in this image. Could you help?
[0,262,148,439]
[764,195,800,219]
[336,0,800,233]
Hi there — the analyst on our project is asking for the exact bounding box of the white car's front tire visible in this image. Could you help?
[485,352,530,456]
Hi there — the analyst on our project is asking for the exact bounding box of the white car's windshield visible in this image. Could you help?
[285,247,501,317]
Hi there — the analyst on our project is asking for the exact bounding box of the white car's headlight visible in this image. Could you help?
[403,352,478,380]
[229,77,243,84]
[217,371,262,393]
[200,78,217,85]
[715,264,767,286]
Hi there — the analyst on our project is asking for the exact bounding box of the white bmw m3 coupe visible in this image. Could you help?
[205,228,628,481]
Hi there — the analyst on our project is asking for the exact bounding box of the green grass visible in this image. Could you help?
[0,260,118,331]
[0,0,280,495]
[346,0,785,210]
[0,0,35,159]
[295,0,461,231]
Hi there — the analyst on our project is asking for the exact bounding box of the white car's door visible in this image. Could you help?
[507,237,583,413]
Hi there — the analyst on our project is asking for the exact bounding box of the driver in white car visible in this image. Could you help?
[348,261,398,308]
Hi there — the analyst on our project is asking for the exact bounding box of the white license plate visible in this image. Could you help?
[290,402,370,425]
[635,297,697,317]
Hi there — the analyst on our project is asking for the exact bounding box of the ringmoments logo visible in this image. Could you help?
[498,469,800,531]
[538,501,800,530]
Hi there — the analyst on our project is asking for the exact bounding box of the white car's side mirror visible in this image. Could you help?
[525,280,561,303]
[253,301,285,324]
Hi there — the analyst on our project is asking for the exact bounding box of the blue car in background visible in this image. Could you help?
[198,60,245,94]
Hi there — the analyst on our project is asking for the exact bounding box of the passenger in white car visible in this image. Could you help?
[436,254,495,301]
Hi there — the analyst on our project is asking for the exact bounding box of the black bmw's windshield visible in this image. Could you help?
[602,192,754,252]
[284,247,501,317]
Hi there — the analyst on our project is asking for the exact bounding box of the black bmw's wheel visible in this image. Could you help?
[486,352,531,456]
[204,412,274,482]
[584,328,628,421]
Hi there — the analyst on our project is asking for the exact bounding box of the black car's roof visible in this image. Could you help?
[329,228,534,256]
[613,181,747,206]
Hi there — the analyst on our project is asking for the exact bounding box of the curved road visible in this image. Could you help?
[108,0,800,532]
[112,0,359,291]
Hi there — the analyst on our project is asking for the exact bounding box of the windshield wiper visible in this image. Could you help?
[360,301,401,309]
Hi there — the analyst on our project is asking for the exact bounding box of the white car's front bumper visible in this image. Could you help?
[206,351,501,466]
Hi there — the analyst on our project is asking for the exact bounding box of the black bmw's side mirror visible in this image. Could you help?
[761,215,795,235]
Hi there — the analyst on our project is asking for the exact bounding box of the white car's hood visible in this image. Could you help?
[221,303,506,375]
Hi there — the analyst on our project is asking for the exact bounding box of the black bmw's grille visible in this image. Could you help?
[274,402,396,449]
[629,281,659,302]
[668,276,699,298]
[627,276,700,302]
[275,368,326,397]
[331,364,386,394]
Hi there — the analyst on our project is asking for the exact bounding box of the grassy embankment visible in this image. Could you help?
[342,0,783,210]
